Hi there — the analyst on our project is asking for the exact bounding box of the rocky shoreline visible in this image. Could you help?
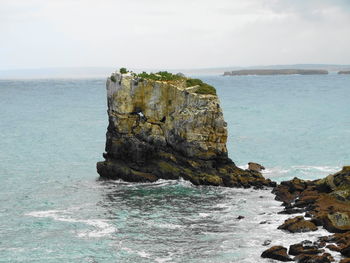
[261,166,350,262]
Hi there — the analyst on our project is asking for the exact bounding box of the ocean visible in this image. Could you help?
[0,74,349,262]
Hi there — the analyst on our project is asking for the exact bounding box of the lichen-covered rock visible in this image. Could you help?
[323,212,350,233]
[97,72,274,187]
[278,216,318,233]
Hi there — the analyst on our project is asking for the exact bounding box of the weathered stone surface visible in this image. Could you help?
[278,216,318,233]
[263,167,350,262]
[248,162,265,172]
[294,253,334,263]
[289,242,324,256]
[261,246,293,261]
[323,212,350,233]
[97,72,275,187]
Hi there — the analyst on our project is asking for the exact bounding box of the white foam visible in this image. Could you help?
[262,167,290,177]
[25,209,117,238]
[292,165,340,173]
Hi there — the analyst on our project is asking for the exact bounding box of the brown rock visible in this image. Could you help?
[248,162,265,172]
[261,246,293,261]
[340,258,350,263]
[294,253,334,263]
[289,242,324,255]
[278,216,318,233]
[323,212,350,233]
[341,245,350,257]
[326,244,341,252]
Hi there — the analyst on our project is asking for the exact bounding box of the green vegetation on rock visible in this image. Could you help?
[119,67,128,74]
[137,71,183,81]
[186,78,216,95]
[110,75,116,83]
[115,67,217,95]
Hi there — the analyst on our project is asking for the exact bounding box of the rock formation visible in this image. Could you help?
[262,166,350,262]
[223,69,328,76]
[338,71,350,74]
[97,70,275,188]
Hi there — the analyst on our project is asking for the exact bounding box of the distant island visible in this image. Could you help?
[223,69,329,76]
[338,71,350,74]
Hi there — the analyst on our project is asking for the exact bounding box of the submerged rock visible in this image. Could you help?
[97,71,275,188]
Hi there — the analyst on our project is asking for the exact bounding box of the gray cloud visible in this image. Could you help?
[0,0,349,70]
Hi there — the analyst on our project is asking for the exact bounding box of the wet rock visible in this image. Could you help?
[323,212,350,233]
[278,207,307,214]
[289,242,324,255]
[273,177,309,204]
[262,239,271,246]
[278,216,318,233]
[236,215,245,220]
[340,258,350,263]
[261,246,293,261]
[294,253,334,263]
[326,244,341,252]
[341,245,350,257]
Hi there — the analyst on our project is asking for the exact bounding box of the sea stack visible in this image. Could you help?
[97,70,275,188]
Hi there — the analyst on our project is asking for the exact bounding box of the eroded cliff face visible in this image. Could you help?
[97,72,274,188]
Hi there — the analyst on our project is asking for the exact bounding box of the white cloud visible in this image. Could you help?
[0,0,349,70]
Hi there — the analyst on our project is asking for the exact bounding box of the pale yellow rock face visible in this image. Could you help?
[106,73,228,159]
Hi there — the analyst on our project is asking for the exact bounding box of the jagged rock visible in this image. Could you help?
[248,162,265,172]
[323,212,350,233]
[294,253,334,263]
[341,245,350,257]
[289,242,324,255]
[97,72,275,187]
[326,244,341,252]
[263,239,272,246]
[273,177,309,204]
[278,216,318,233]
[261,246,293,261]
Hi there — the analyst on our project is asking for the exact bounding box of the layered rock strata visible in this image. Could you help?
[97,72,274,188]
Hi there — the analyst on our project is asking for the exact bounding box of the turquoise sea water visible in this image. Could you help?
[0,75,349,262]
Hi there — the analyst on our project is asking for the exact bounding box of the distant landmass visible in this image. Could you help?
[338,70,350,74]
[223,69,328,76]
[1,64,350,79]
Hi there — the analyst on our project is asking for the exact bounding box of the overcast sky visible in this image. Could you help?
[1,0,350,70]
